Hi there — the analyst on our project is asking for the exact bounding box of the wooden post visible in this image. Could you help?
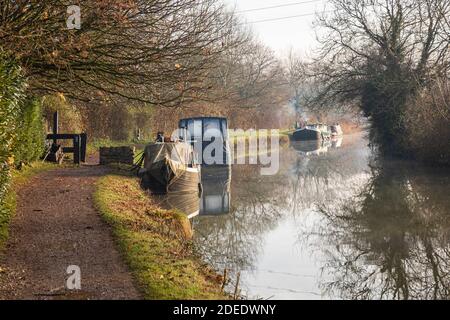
[80,133,87,162]
[73,135,80,164]
[52,111,59,145]
[46,133,86,165]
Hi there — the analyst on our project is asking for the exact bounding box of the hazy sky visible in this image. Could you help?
[223,0,328,57]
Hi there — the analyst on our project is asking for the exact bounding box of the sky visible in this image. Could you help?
[223,0,328,57]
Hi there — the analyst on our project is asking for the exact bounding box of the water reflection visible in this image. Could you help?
[192,164,289,274]
[157,133,450,299]
[156,193,200,219]
[291,140,331,156]
[291,137,343,156]
[312,160,450,299]
[192,135,372,298]
[331,137,343,148]
[156,166,231,218]
[200,166,231,216]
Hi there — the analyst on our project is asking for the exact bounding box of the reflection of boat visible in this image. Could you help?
[157,165,232,217]
[291,140,331,156]
[331,137,343,148]
[290,123,331,141]
[139,142,201,195]
[199,165,231,216]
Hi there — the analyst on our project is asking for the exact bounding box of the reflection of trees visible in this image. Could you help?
[193,134,371,281]
[193,165,290,274]
[289,134,370,213]
[192,134,450,299]
[313,161,450,299]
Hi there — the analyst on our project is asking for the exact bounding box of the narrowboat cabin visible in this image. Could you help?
[178,117,231,166]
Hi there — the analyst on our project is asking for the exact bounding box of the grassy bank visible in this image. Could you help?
[0,162,56,250]
[94,171,228,300]
[229,129,291,139]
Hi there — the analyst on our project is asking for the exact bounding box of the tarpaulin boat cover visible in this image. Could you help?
[143,142,195,187]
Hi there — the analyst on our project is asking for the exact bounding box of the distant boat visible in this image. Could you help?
[329,124,343,137]
[290,123,331,141]
[139,141,201,195]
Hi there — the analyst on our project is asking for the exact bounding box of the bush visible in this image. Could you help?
[12,98,46,167]
[1,55,45,238]
[405,79,450,165]
[0,55,26,216]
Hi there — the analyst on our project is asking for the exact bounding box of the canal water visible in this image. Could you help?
[165,132,450,299]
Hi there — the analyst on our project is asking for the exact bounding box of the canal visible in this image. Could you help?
[163,132,450,299]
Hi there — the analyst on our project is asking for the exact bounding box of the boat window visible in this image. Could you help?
[203,118,220,131]
[186,120,193,138]
[178,120,187,140]
[179,119,186,128]
[203,118,222,140]
[187,119,202,139]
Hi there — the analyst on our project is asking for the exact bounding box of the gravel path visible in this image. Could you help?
[0,162,141,300]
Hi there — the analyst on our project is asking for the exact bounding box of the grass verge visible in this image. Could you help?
[94,171,228,300]
[0,162,57,250]
[229,129,291,138]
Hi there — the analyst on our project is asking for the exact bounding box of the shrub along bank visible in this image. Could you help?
[0,55,46,248]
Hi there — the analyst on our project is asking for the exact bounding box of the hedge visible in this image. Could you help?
[12,98,46,168]
[0,55,45,242]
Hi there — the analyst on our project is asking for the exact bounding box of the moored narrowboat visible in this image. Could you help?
[139,141,201,195]
[329,124,343,137]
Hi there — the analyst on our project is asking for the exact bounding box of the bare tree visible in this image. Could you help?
[211,38,287,109]
[0,0,247,106]
[286,50,306,116]
[311,0,450,154]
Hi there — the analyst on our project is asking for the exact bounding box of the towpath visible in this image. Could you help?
[0,157,140,300]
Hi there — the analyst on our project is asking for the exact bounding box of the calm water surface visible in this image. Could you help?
[166,133,450,299]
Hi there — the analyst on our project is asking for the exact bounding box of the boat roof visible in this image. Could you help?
[306,123,328,127]
[180,117,228,121]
